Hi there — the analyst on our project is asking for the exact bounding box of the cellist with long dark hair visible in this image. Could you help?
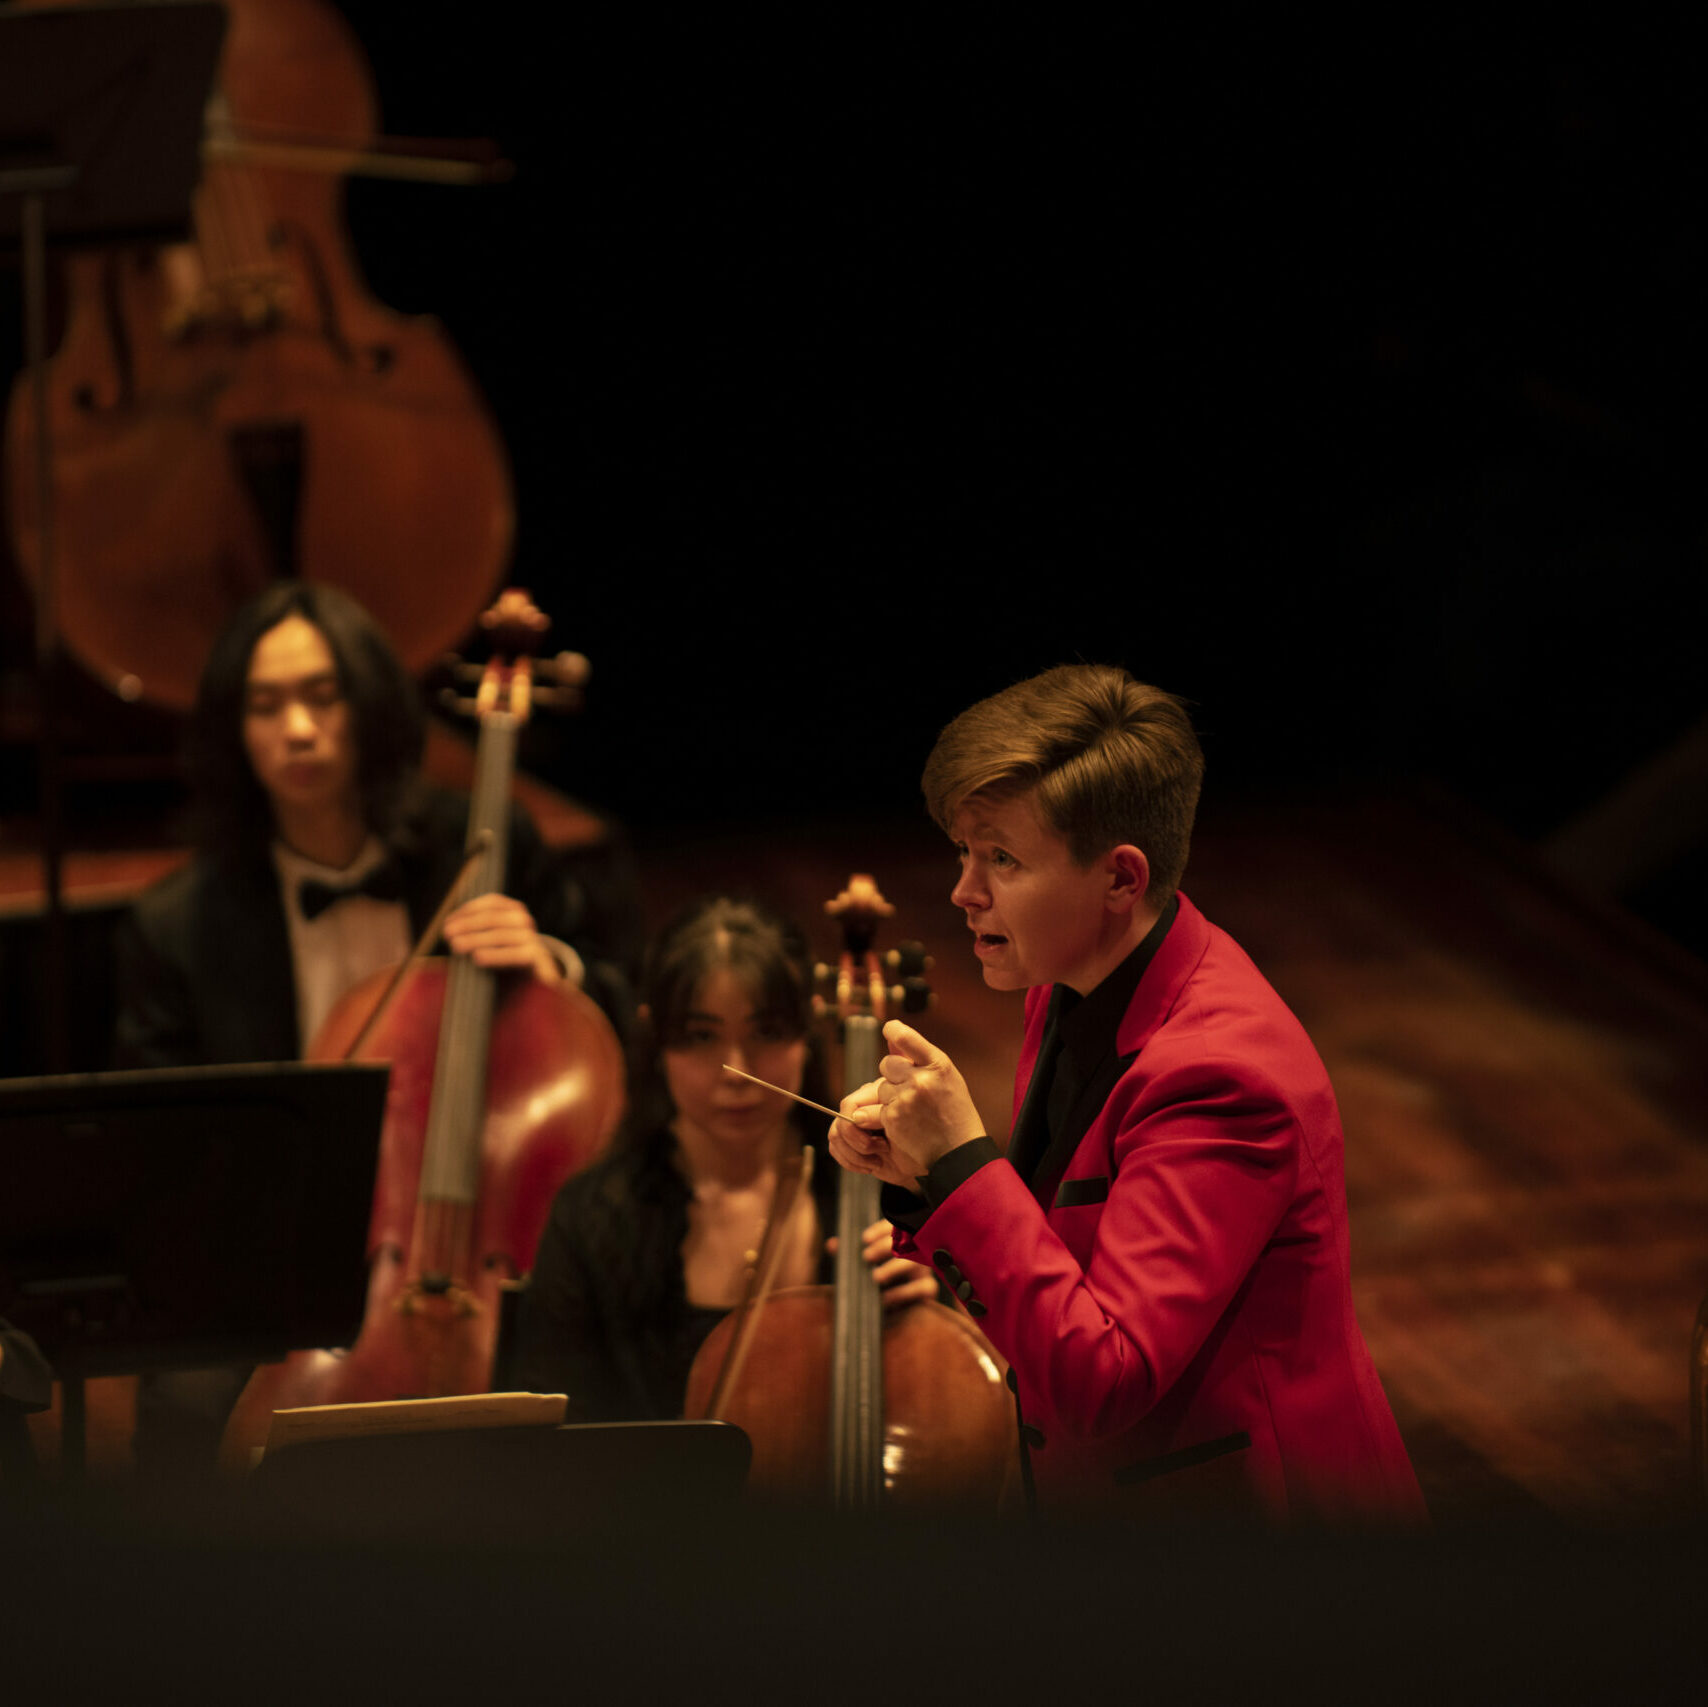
[112,580,636,1470]
[514,895,936,1422]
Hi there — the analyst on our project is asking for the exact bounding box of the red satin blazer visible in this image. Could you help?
[893,894,1425,1524]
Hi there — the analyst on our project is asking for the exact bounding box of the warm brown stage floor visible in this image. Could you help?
[635,786,1708,1526]
[11,783,1707,1521]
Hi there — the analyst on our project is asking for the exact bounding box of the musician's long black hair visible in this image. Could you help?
[185,581,425,866]
[571,894,833,1335]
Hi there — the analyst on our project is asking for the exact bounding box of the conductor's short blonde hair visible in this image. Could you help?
[922,664,1203,906]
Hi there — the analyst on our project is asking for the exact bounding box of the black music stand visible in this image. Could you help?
[0,1,226,1071]
[250,1418,754,1536]
[0,1061,387,1476]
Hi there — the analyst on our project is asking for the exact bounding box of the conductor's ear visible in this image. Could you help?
[1107,844,1150,914]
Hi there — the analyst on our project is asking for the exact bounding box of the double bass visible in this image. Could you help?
[685,875,1014,1508]
[4,0,513,712]
[221,592,624,1467]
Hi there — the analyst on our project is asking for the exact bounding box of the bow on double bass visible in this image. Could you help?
[220,591,624,1469]
[684,874,1014,1509]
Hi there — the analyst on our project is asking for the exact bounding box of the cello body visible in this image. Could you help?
[222,964,624,1467]
[4,0,512,709]
[682,1287,1014,1509]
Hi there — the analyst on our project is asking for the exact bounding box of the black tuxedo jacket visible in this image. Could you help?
[114,788,612,1068]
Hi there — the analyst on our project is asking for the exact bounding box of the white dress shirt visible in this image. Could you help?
[270,837,411,1053]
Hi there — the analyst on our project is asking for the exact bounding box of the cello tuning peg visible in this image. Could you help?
[539,650,591,688]
[889,978,934,1016]
[885,942,933,978]
[437,688,481,717]
[529,684,587,712]
[434,653,483,684]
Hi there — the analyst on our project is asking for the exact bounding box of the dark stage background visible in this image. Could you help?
[5,14,1708,1549]
[3,16,1705,942]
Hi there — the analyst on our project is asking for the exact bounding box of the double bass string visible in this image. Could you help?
[203,93,272,283]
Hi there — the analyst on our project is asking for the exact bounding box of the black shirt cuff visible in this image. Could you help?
[879,1179,929,1232]
[922,1135,1001,1210]
[880,1136,1001,1232]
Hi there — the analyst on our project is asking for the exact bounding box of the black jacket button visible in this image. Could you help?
[964,1300,988,1318]
[931,1248,954,1272]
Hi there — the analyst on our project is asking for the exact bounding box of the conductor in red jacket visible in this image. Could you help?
[829,665,1425,1524]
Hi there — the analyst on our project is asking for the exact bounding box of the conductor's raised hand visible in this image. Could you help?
[826,1079,901,1184]
[828,1020,983,1189]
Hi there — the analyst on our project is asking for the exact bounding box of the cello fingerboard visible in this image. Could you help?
[418,713,517,1209]
[830,1013,885,1509]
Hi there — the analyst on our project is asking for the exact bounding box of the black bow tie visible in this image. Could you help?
[297,860,407,922]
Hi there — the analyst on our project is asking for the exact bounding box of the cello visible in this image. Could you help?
[4,0,513,712]
[220,591,624,1468]
[684,875,1014,1509]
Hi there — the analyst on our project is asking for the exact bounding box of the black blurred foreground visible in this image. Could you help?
[4,1472,1702,1703]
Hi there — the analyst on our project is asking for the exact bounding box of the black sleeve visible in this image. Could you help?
[512,1180,632,1422]
[112,898,203,1071]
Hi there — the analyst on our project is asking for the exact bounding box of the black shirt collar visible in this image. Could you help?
[1047,893,1179,1073]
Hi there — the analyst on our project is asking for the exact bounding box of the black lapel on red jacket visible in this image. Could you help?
[1027,1046,1137,1210]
